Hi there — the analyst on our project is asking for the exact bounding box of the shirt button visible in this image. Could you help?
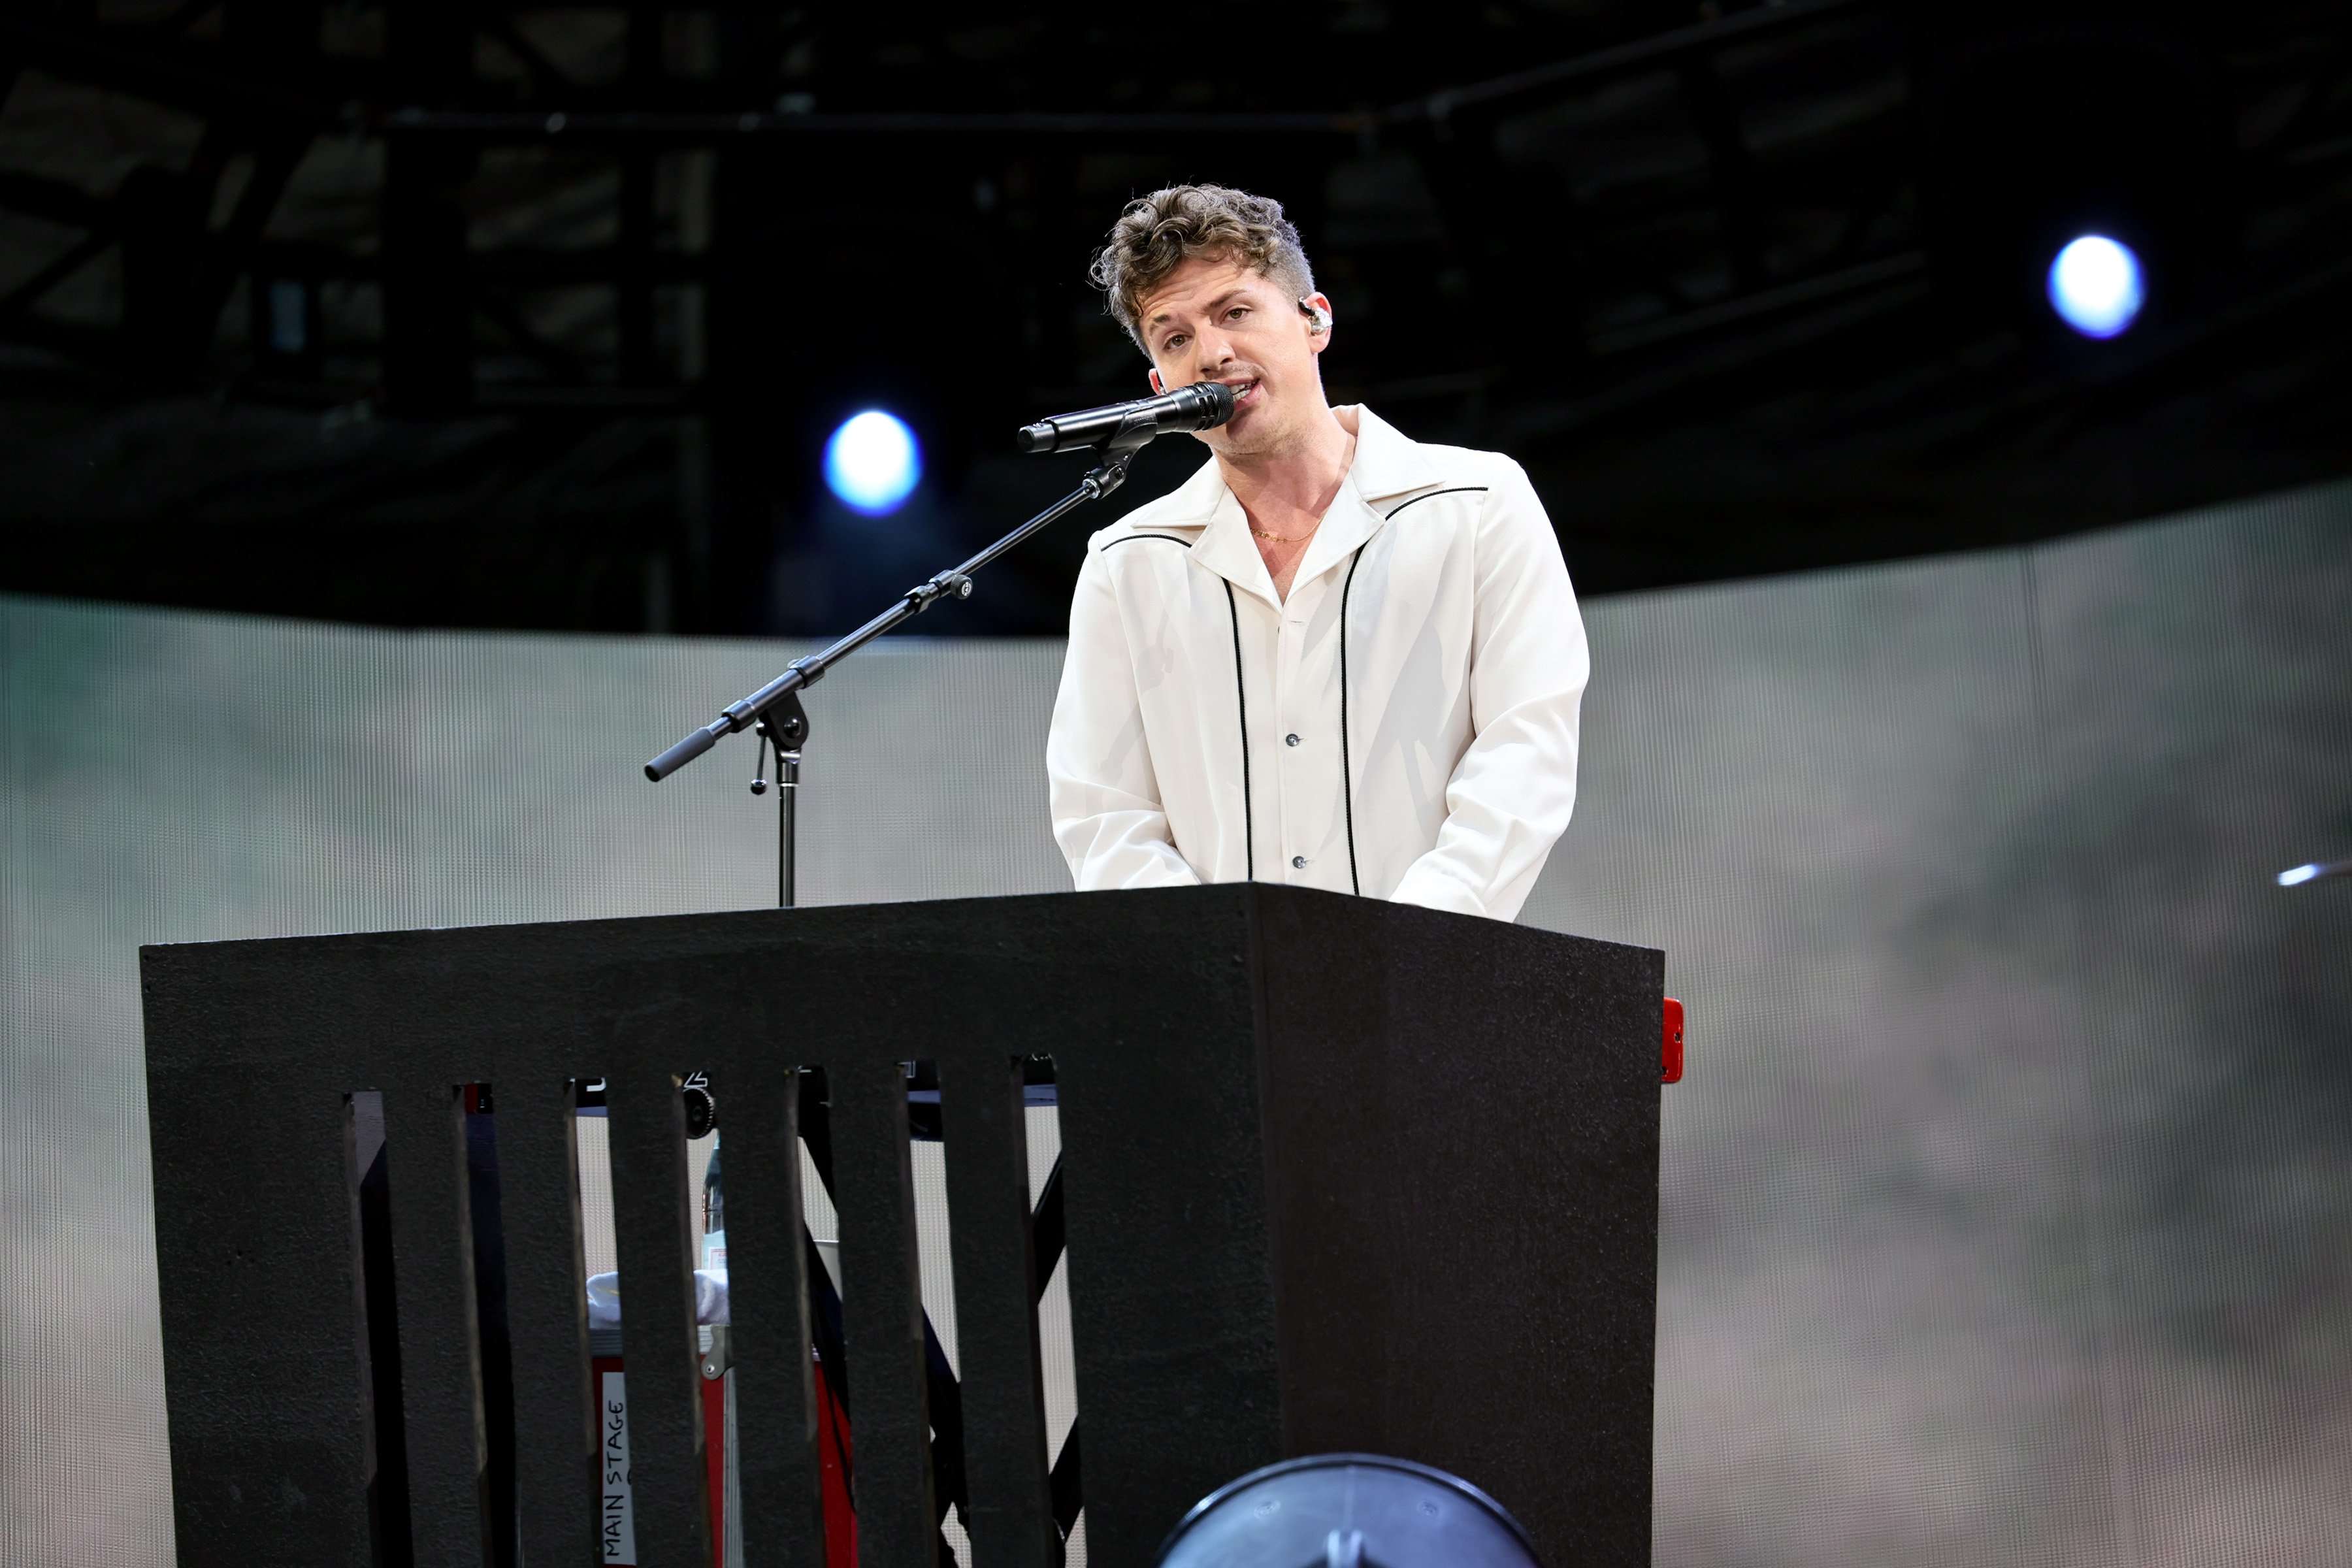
[1285,733,1301,747]
[1291,855,1307,869]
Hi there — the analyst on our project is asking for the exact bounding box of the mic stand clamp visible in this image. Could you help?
[648,444,1142,907]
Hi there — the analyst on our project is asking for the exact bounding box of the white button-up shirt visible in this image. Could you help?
[1047,406,1588,922]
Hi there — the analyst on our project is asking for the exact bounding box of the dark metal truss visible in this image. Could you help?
[1,1,2347,414]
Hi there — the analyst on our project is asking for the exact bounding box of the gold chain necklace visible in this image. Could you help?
[1250,525,1316,543]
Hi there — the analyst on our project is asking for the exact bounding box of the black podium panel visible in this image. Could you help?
[140,885,1661,1568]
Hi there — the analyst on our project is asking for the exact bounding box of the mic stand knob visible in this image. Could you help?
[906,568,976,612]
[1085,450,1137,500]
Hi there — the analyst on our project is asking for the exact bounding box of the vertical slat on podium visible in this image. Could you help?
[495,1073,599,1567]
[1054,958,1286,1568]
[941,1051,1058,1568]
[606,1064,711,1568]
[142,1000,374,1563]
[831,1055,938,1566]
[719,1060,828,1567]
[382,1080,490,1568]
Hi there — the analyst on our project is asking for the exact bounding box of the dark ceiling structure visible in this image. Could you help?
[2,0,2349,636]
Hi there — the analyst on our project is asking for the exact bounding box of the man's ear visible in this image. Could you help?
[1147,367,1166,395]
[1301,292,1335,354]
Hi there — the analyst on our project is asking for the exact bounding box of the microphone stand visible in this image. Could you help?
[645,435,1148,908]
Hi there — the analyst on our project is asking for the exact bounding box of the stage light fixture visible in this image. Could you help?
[2046,235,2146,338]
[824,410,922,515]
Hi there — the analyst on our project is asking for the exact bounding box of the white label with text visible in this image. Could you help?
[602,1370,637,1563]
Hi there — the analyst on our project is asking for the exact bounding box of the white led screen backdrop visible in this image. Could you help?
[3,480,2349,1566]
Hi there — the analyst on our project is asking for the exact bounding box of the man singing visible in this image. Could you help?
[1047,184,1588,922]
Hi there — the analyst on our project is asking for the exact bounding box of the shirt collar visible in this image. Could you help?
[1341,405,1441,505]
[1171,404,1440,604]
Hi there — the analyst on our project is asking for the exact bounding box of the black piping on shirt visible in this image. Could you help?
[1328,485,1489,896]
[1339,546,1365,895]
[1102,532,1193,551]
[1384,485,1489,520]
[1224,578,1254,881]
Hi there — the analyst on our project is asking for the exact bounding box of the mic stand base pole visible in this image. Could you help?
[780,748,800,908]
[753,691,811,909]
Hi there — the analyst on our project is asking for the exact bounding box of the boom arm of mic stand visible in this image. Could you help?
[644,450,1137,782]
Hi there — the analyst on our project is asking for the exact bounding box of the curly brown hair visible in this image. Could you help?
[1088,184,1316,352]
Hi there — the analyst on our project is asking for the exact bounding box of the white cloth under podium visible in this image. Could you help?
[585,1268,732,1328]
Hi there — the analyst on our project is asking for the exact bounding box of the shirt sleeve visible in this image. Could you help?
[1388,461,1589,921]
[1047,542,1203,891]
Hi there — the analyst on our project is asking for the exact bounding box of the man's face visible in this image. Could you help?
[1138,255,1332,459]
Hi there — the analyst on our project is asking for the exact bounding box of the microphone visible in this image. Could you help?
[1017,381,1235,454]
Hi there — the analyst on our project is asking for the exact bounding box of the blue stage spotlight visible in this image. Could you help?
[2046,234,2146,338]
[824,410,922,515]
